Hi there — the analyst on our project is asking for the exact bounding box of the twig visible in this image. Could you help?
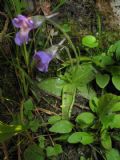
[35,107,58,115]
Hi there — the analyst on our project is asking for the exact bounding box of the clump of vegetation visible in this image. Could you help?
[1,0,120,160]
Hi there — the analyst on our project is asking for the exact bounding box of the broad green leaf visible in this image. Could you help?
[101,131,112,150]
[82,35,98,48]
[37,78,66,96]
[61,84,76,119]
[48,115,61,124]
[76,112,95,128]
[68,132,94,144]
[93,55,114,67]
[74,64,95,85]
[96,73,110,88]
[24,144,45,160]
[89,97,99,113]
[0,121,25,143]
[97,94,120,119]
[77,85,96,99]
[111,102,120,112]
[105,148,120,160]
[110,114,120,129]
[46,144,63,157]
[49,120,73,133]
[112,76,120,90]
[62,64,95,86]
[101,114,115,129]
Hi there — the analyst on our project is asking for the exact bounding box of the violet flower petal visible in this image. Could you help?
[12,14,35,45]
[33,51,53,72]
[12,15,35,29]
[12,15,27,28]
[15,29,29,46]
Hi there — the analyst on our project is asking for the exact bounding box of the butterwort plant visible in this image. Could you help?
[33,39,65,72]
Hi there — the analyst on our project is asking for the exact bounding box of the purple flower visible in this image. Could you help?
[33,51,53,72]
[12,15,35,46]
[12,13,59,46]
[33,39,65,72]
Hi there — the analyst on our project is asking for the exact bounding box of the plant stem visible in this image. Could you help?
[23,44,29,68]
[47,19,79,66]
[62,45,73,67]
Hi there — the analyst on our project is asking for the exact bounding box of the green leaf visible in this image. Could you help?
[116,46,120,60]
[112,76,120,90]
[82,35,98,48]
[68,132,94,144]
[23,99,34,120]
[105,148,120,160]
[76,112,95,128]
[101,114,115,129]
[108,44,116,56]
[29,119,40,132]
[52,144,63,155]
[46,144,63,157]
[38,78,66,96]
[24,144,45,160]
[38,136,45,149]
[0,121,25,143]
[49,120,73,133]
[48,115,61,124]
[101,131,112,150]
[80,156,86,160]
[113,40,120,60]
[96,73,110,88]
[108,40,120,60]
[54,134,70,142]
[106,66,120,76]
[96,94,120,119]
[93,55,114,67]
[61,84,76,119]
[77,85,96,100]
[60,23,71,33]
[63,64,95,86]
[24,98,34,113]
[89,97,99,113]
[110,114,120,129]
[46,146,55,157]
[111,102,120,112]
